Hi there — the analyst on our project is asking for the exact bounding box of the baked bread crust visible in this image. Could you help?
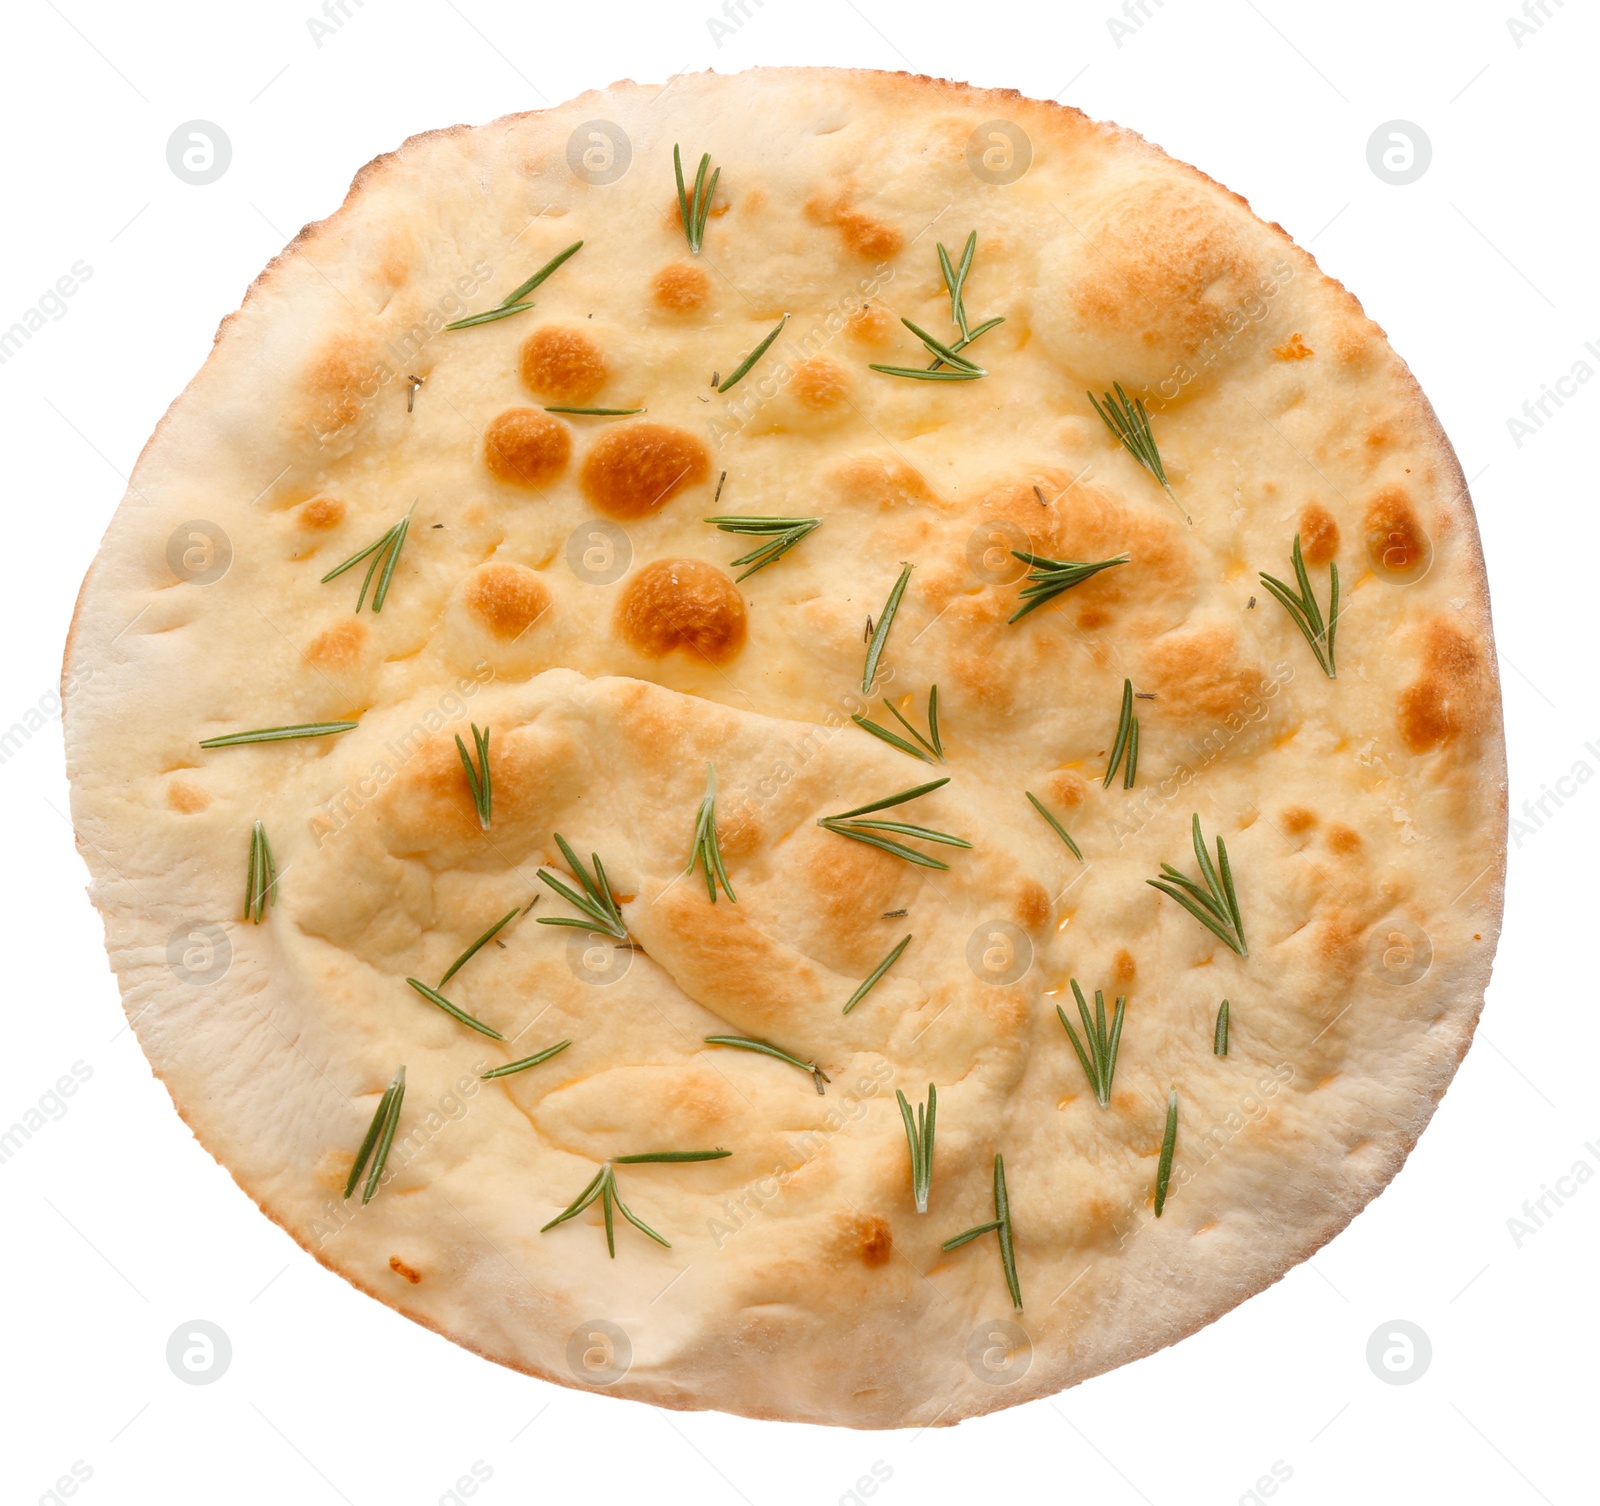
[63,67,1505,1427]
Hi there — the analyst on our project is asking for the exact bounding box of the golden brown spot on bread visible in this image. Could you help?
[852,1214,893,1268]
[829,452,933,510]
[1398,618,1489,753]
[847,304,893,345]
[1299,504,1340,565]
[581,422,710,519]
[1143,626,1264,724]
[167,779,209,813]
[302,339,366,435]
[1078,607,1110,630]
[1281,806,1317,835]
[652,262,710,313]
[1044,769,1088,811]
[1365,486,1429,578]
[1112,949,1137,986]
[389,1256,422,1284]
[483,408,571,489]
[792,356,850,411]
[1014,879,1050,931]
[519,326,606,403]
[466,563,550,641]
[806,194,903,259]
[1273,333,1313,360]
[305,620,368,669]
[615,558,746,664]
[1326,823,1362,855]
[298,496,345,531]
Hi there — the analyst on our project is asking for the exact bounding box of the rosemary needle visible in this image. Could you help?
[1259,533,1339,678]
[443,242,583,331]
[481,1041,571,1080]
[1147,814,1248,956]
[535,836,627,941]
[843,934,912,1014]
[853,686,943,763]
[455,723,492,829]
[320,500,416,613]
[705,515,820,580]
[897,1083,936,1212]
[442,303,535,331]
[704,1036,830,1094]
[542,1151,728,1257]
[718,314,788,393]
[1056,979,1127,1108]
[544,406,645,417]
[438,906,522,989]
[941,1152,1022,1310]
[1008,551,1130,623]
[1154,1090,1179,1217]
[1025,791,1083,861]
[685,763,735,903]
[404,977,505,1040]
[818,777,971,871]
[243,819,276,924]
[1103,679,1139,789]
[1214,999,1230,1056]
[200,722,358,748]
[1090,384,1190,524]
[344,1066,405,1205]
[863,563,913,693]
[674,146,719,255]
[612,1150,732,1164]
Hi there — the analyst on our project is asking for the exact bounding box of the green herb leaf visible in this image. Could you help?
[819,777,969,870]
[612,1150,732,1164]
[674,146,719,255]
[536,835,627,940]
[854,686,944,763]
[1214,999,1230,1056]
[481,1040,572,1079]
[455,723,492,830]
[1025,792,1083,861]
[443,302,535,331]
[500,241,584,307]
[1146,814,1247,956]
[863,563,913,692]
[543,406,645,417]
[1008,550,1130,623]
[1090,384,1190,523]
[439,907,523,989]
[843,934,912,1014]
[718,313,788,393]
[1103,679,1139,789]
[705,514,820,580]
[343,1065,405,1205]
[941,1152,1021,1310]
[243,819,277,924]
[896,1083,937,1213]
[320,500,416,613]
[1154,1090,1179,1217]
[704,1035,830,1094]
[685,763,735,903]
[404,977,505,1040]
[542,1152,726,1257]
[200,722,358,748]
[1056,979,1127,1108]
[1259,533,1339,678]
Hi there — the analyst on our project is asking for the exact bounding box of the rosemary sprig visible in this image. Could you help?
[1147,814,1248,956]
[843,934,912,1014]
[499,240,584,306]
[704,1036,830,1094]
[536,836,627,940]
[320,501,415,613]
[438,906,523,989]
[1025,791,1083,862]
[872,232,1005,381]
[544,406,645,417]
[542,1150,729,1257]
[898,317,983,374]
[1214,999,1230,1056]
[1154,1090,1179,1217]
[481,1040,571,1080]
[404,977,505,1040]
[818,776,971,871]
[897,1083,936,1213]
[853,686,943,763]
[1259,534,1338,678]
[455,723,492,829]
[1056,979,1127,1108]
[200,721,358,748]
[939,232,978,340]
[718,313,789,393]
[674,145,719,255]
[941,1152,1021,1311]
[704,515,820,581]
[344,1066,405,1205]
[1008,550,1130,622]
[243,819,276,924]
[685,763,735,903]
[863,563,913,692]
[1090,384,1190,523]
[443,241,583,331]
[1103,679,1139,789]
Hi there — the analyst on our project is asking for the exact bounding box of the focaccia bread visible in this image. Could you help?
[63,67,1505,1427]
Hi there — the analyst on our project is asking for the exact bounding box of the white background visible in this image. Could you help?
[1,1,1592,1502]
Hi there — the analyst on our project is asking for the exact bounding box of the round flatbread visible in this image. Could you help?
[63,67,1505,1427]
